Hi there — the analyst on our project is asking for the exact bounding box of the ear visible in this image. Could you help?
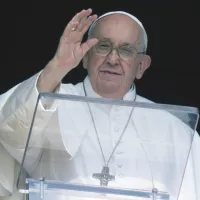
[136,55,151,79]
[82,53,88,69]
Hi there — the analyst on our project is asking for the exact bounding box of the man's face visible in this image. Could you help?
[83,14,151,98]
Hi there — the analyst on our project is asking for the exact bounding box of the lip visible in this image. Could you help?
[100,70,121,75]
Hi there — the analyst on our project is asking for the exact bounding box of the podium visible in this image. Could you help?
[16,92,199,200]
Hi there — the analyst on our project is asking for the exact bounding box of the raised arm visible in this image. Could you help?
[0,8,98,150]
[37,8,98,93]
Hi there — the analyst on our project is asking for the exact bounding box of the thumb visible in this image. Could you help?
[81,38,98,55]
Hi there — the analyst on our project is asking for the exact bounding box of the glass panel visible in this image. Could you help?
[17,93,199,200]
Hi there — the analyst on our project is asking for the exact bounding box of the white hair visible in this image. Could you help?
[88,11,148,52]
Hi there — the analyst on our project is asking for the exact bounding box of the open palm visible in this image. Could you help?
[54,9,98,71]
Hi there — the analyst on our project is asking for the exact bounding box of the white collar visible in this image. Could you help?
[83,76,137,101]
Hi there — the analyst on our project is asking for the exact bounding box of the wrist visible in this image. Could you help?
[37,59,64,93]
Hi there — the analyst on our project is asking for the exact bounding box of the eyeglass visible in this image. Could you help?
[93,40,146,61]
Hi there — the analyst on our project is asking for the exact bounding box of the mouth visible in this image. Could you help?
[100,70,121,75]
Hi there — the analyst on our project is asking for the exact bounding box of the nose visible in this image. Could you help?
[106,49,120,66]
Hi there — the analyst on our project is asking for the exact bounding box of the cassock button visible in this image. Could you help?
[114,126,120,132]
[117,164,123,168]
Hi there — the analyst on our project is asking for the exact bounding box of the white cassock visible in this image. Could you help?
[0,72,199,200]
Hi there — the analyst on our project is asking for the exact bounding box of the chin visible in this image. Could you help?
[97,84,121,97]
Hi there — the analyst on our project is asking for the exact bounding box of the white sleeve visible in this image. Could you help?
[0,71,61,174]
[0,71,59,150]
[0,143,15,196]
[0,71,61,197]
[0,73,88,197]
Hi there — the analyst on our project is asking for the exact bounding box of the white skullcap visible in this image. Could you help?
[88,11,148,51]
[88,11,145,33]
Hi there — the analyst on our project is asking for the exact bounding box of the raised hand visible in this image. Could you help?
[53,8,98,72]
[37,9,98,93]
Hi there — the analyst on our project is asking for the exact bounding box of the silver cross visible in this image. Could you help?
[92,166,115,186]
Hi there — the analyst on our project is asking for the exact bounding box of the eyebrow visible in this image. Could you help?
[99,38,111,42]
[99,37,135,47]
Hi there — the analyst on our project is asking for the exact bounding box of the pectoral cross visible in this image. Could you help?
[92,166,115,186]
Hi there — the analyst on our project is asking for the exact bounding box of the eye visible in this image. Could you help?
[98,43,110,49]
[120,47,134,54]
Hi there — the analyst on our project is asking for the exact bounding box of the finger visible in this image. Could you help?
[71,9,92,25]
[75,12,90,32]
[62,21,79,39]
[62,9,92,37]
[81,38,98,55]
[80,15,98,34]
[73,9,94,32]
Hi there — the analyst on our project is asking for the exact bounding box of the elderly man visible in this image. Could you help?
[0,9,199,200]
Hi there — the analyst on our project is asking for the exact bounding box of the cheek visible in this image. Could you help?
[123,63,139,81]
[88,55,105,74]
[123,62,136,76]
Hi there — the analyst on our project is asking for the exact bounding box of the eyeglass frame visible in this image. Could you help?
[92,38,146,61]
